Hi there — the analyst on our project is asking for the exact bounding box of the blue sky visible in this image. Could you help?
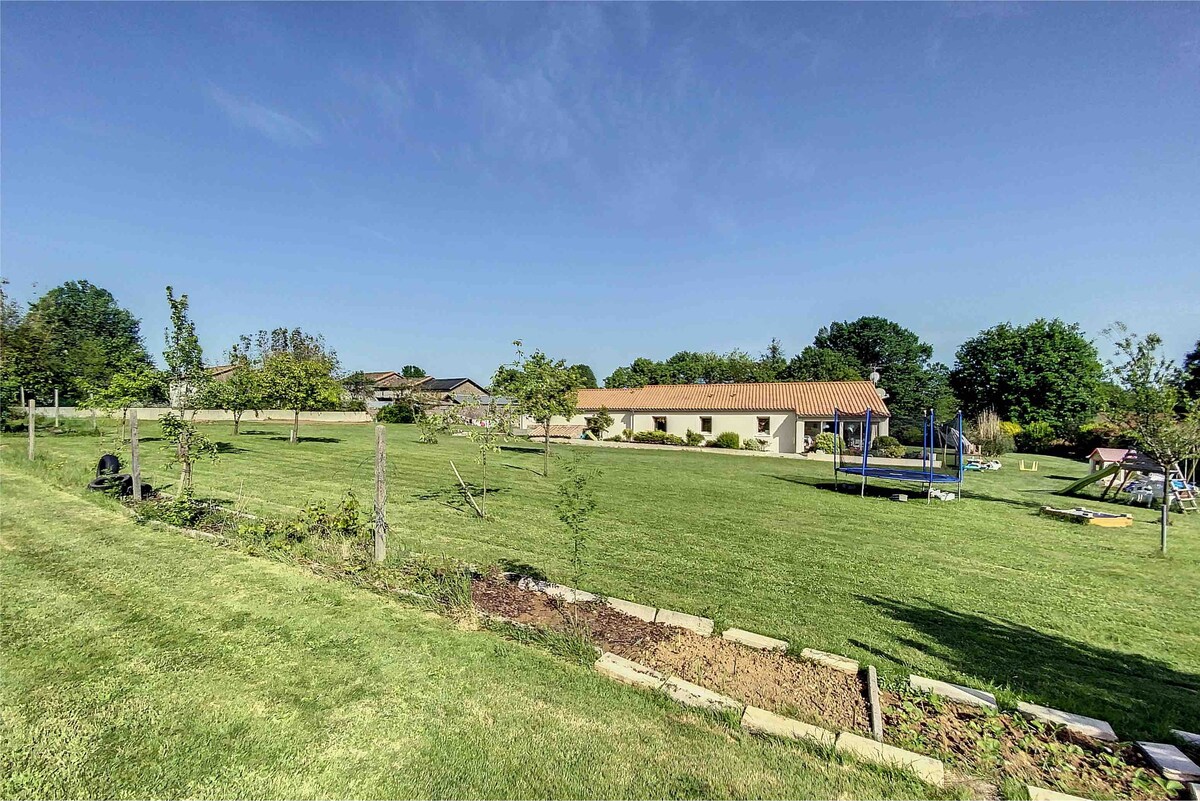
[3,2,1198,381]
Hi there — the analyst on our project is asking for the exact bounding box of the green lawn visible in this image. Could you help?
[0,465,947,800]
[4,420,1198,743]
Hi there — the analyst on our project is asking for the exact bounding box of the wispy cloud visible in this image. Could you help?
[206,85,321,147]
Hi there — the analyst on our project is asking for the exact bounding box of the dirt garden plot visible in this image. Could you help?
[884,689,1181,800]
[472,573,870,731]
[472,572,1186,801]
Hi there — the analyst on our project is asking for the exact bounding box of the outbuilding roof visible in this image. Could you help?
[575,381,889,417]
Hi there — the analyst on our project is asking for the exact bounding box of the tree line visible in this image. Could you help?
[3,278,1198,452]
[604,316,1200,441]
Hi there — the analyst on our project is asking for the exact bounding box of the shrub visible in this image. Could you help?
[871,435,906,458]
[376,402,419,424]
[621,428,634,441]
[893,425,924,446]
[709,431,740,449]
[585,407,614,439]
[971,410,1014,456]
[812,432,845,453]
[999,420,1023,438]
[632,430,685,446]
[742,438,767,451]
[685,429,705,447]
[1017,420,1053,453]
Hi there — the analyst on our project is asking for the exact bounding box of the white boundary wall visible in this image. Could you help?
[34,407,374,424]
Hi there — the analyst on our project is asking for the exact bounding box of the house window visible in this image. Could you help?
[653,416,667,432]
[699,416,712,434]
[757,416,771,434]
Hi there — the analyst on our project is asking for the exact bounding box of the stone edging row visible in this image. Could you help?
[516,576,1200,794]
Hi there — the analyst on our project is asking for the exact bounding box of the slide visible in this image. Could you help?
[1057,462,1121,496]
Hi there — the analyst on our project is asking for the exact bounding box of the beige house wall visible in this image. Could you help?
[542,409,888,454]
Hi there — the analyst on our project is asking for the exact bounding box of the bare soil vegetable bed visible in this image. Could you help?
[884,690,1180,800]
[632,633,870,733]
[471,573,673,653]
[471,573,869,732]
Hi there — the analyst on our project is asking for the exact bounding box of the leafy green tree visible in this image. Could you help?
[260,353,342,444]
[493,341,580,476]
[84,364,165,440]
[162,286,216,490]
[570,364,598,389]
[784,346,864,381]
[950,319,1102,435]
[585,407,614,438]
[342,371,372,401]
[557,451,599,588]
[1181,340,1200,401]
[401,364,427,378]
[1104,323,1198,553]
[1,280,153,405]
[454,396,519,517]
[755,339,788,382]
[806,317,951,423]
[199,359,263,435]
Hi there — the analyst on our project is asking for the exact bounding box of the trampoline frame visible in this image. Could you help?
[832,407,965,501]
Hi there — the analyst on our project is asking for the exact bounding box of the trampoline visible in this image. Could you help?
[833,407,965,499]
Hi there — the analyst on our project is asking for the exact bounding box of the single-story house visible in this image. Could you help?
[537,380,890,454]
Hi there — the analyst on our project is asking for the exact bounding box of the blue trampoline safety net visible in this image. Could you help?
[836,466,961,483]
[832,406,966,490]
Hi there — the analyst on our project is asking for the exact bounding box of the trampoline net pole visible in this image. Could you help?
[861,408,871,496]
[833,408,840,492]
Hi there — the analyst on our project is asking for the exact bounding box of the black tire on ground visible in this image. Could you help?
[88,473,132,493]
[97,454,121,476]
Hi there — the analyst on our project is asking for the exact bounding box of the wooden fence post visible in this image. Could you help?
[130,409,142,502]
[27,399,35,460]
[54,389,60,428]
[374,424,387,563]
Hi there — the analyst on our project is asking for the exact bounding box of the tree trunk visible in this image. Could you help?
[291,410,299,443]
[233,411,240,436]
[544,423,551,477]
[482,452,488,517]
[180,429,192,491]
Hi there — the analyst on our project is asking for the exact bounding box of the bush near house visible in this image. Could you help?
[742,438,767,451]
[812,432,844,453]
[709,431,740,449]
[631,430,686,446]
[376,402,419,424]
[871,435,906,458]
[685,429,705,447]
[894,425,924,446]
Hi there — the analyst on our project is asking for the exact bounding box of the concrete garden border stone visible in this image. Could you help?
[721,628,787,651]
[663,676,744,714]
[516,577,598,604]
[653,608,714,636]
[800,648,860,675]
[605,596,657,622]
[740,705,835,747]
[909,675,998,710]
[1016,702,1118,742]
[865,665,884,741]
[834,731,945,787]
[1136,742,1200,782]
[594,652,666,691]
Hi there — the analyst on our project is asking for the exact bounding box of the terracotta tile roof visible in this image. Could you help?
[576,381,889,417]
